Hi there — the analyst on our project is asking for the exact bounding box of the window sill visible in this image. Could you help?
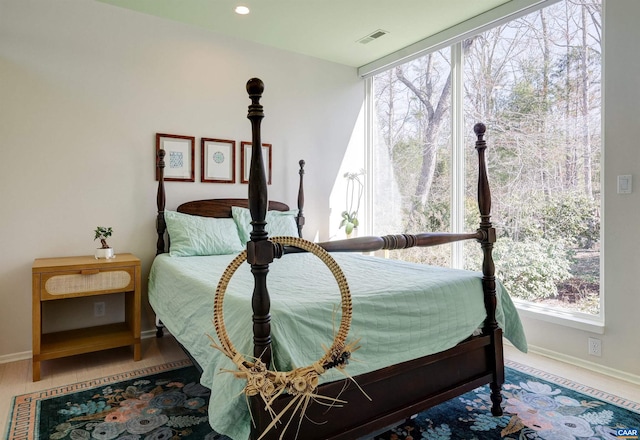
[514,300,604,334]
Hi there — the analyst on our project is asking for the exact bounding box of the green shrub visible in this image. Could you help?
[500,192,599,248]
[466,237,572,301]
[540,193,600,248]
[495,237,572,300]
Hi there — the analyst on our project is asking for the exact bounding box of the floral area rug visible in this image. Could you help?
[5,359,640,440]
[374,360,640,440]
[5,360,226,440]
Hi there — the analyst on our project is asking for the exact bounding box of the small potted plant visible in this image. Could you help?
[94,226,114,259]
[340,169,365,238]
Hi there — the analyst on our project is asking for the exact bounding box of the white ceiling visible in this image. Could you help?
[97,0,513,68]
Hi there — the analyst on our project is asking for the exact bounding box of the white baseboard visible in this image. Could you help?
[525,343,640,386]
[0,349,31,364]
[141,328,161,339]
[0,328,163,365]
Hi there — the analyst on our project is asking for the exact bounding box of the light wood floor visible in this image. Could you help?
[1,337,639,437]
[504,345,640,403]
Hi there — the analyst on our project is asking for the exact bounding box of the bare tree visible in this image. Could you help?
[390,39,475,230]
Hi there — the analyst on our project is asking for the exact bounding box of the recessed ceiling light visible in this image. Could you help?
[235,6,250,15]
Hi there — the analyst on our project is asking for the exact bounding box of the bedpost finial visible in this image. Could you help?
[299,159,305,170]
[247,78,264,121]
[247,78,264,98]
[474,122,486,140]
[157,148,166,171]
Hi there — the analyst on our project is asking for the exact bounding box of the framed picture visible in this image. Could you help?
[241,141,272,184]
[201,138,236,183]
[156,133,195,182]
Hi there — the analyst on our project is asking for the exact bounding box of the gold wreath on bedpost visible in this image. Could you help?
[209,236,362,440]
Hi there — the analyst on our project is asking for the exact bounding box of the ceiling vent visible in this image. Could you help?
[357,29,389,45]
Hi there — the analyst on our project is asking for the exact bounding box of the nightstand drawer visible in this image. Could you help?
[40,267,135,300]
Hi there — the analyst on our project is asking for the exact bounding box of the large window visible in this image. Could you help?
[370,0,602,316]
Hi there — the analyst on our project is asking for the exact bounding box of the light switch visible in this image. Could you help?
[617,175,632,194]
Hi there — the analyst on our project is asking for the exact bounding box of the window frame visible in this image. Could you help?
[364,0,604,329]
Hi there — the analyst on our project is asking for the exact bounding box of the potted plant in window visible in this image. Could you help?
[340,169,365,238]
[94,226,114,259]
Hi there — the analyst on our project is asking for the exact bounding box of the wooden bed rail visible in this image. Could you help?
[282,231,483,254]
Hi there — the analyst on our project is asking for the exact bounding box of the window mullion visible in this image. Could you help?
[451,42,465,269]
[364,77,374,237]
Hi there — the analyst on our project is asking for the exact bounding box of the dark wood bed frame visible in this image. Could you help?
[154,78,504,440]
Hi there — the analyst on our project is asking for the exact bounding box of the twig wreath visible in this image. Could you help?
[209,236,364,440]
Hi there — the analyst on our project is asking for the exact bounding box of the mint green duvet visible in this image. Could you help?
[148,252,527,440]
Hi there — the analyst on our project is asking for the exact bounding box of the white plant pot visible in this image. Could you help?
[95,248,115,259]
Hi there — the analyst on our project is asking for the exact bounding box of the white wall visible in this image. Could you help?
[518,0,640,381]
[0,0,363,358]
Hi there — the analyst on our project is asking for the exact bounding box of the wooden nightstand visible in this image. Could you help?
[31,253,141,381]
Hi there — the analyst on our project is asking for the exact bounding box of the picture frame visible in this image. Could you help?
[201,138,236,183]
[241,141,272,184]
[156,133,195,182]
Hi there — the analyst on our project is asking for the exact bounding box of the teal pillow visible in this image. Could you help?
[164,210,244,256]
[231,206,299,244]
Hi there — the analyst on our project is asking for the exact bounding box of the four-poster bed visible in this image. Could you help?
[149,78,526,440]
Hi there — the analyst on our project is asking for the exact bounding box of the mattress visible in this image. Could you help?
[148,252,527,439]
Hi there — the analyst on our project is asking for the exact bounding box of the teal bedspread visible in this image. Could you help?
[148,252,527,440]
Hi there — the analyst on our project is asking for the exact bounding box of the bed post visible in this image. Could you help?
[247,78,283,440]
[296,160,306,238]
[246,78,276,368]
[155,148,167,338]
[156,149,167,256]
[475,122,504,417]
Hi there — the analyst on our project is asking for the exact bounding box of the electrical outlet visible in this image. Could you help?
[588,337,601,357]
[94,301,106,317]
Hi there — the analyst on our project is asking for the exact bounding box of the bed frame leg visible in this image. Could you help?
[489,327,504,416]
[155,317,165,338]
[490,382,503,416]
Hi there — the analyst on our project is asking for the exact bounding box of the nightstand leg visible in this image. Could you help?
[33,359,41,382]
[134,341,141,361]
